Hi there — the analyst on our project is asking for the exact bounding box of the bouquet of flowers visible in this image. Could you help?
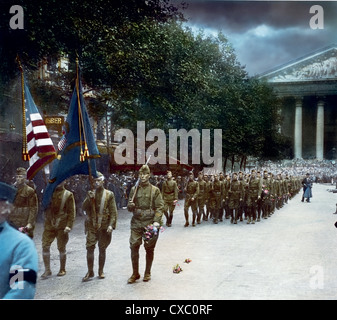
[262,185,269,196]
[142,223,163,243]
[19,226,28,234]
[173,264,183,274]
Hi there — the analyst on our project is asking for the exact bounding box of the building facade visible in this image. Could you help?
[259,44,337,160]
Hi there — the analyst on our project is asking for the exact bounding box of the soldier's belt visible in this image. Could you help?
[164,190,175,194]
[134,208,153,216]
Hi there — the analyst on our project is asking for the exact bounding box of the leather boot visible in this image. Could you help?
[184,209,189,227]
[57,251,67,276]
[98,249,106,279]
[192,212,196,226]
[82,247,95,282]
[128,247,140,284]
[143,250,154,282]
[234,209,238,224]
[168,213,173,227]
[41,250,52,279]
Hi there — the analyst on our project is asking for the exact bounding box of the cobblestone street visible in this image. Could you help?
[33,183,337,300]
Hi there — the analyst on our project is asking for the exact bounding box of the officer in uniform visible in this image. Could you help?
[161,170,178,227]
[204,174,211,221]
[197,171,206,224]
[227,172,243,224]
[261,170,271,219]
[8,167,38,238]
[246,169,262,224]
[127,165,164,284]
[209,174,222,224]
[0,182,38,299]
[40,181,76,279]
[183,171,199,227]
[238,171,247,221]
[82,172,118,282]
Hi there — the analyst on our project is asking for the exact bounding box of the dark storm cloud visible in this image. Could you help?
[176,1,337,75]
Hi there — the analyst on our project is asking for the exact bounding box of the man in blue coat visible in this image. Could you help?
[0,182,38,299]
[301,173,313,203]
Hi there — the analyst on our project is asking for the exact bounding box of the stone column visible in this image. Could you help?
[294,97,303,159]
[316,99,325,160]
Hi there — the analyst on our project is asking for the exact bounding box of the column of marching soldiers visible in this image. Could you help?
[167,169,302,227]
[6,167,302,284]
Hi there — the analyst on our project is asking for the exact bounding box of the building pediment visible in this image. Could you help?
[259,45,337,83]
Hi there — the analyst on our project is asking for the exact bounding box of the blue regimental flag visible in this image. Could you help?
[42,61,100,208]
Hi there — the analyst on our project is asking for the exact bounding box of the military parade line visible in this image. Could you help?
[1,163,314,298]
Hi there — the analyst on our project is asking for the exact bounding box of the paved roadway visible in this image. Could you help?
[33,183,337,300]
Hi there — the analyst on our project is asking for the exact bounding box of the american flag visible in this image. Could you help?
[25,83,56,180]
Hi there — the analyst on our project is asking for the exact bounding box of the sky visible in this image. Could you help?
[176,0,337,76]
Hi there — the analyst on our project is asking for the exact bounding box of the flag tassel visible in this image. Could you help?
[22,147,30,161]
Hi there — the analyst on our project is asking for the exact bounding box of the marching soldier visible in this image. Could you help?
[41,181,75,279]
[127,165,164,284]
[183,171,199,227]
[223,174,231,220]
[8,167,38,238]
[261,170,271,219]
[246,169,262,224]
[204,174,211,221]
[238,171,248,221]
[82,172,118,282]
[227,172,244,224]
[162,170,178,227]
[219,172,225,221]
[209,174,222,224]
[197,171,206,224]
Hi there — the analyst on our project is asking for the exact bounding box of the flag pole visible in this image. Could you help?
[16,54,30,161]
[75,57,94,190]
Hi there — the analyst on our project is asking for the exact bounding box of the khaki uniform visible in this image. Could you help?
[162,179,178,226]
[204,180,212,220]
[184,180,199,226]
[8,184,38,238]
[41,186,75,278]
[127,181,164,282]
[197,179,207,223]
[83,187,118,249]
[209,180,222,223]
[42,187,75,251]
[246,177,262,223]
[227,179,243,223]
[261,176,271,219]
[82,186,118,280]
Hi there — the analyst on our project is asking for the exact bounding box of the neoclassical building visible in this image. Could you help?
[259,44,337,160]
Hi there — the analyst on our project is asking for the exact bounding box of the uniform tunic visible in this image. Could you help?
[162,179,178,213]
[42,187,76,251]
[8,184,38,238]
[83,187,118,249]
[128,182,164,249]
[228,180,244,210]
[184,180,199,211]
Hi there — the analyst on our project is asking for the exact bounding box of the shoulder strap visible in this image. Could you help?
[59,190,71,215]
[99,189,108,215]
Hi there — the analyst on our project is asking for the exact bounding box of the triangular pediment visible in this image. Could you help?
[259,45,337,83]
